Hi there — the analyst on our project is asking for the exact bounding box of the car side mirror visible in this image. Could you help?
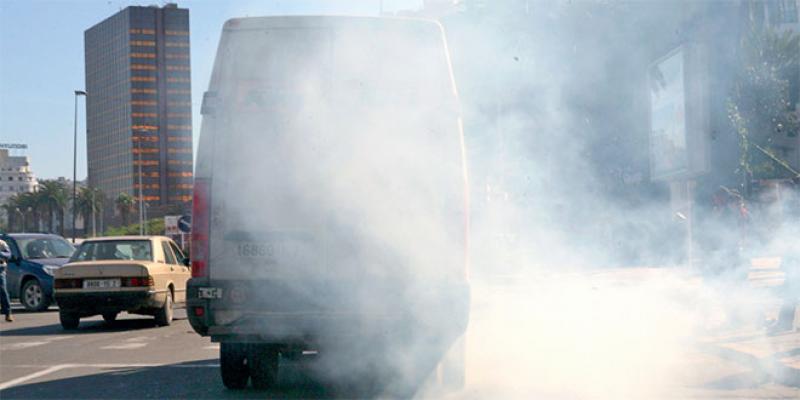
[183,257,190,267]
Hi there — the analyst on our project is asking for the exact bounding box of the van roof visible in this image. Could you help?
[222,15,442,31]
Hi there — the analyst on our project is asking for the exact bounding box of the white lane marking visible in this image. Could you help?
[0,363,219,390]
[124,336,154,342]
[0,336,75,351]
[204,344,219,350]
[46,336,75,341]
[0,365,70,391]
[100,342,148,350]
[10,363,218,369]
[0,341,49,351]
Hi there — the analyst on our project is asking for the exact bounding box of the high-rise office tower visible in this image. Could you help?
[84,3,193,217]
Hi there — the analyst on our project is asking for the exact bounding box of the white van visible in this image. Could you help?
[187,16,470,394]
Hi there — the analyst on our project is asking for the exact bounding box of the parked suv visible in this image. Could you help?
[0,233,76,311]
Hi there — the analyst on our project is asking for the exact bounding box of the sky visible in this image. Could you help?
[0,0,423,181]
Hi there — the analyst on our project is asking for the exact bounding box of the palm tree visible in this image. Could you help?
[115,192,135,227]
[37,180,69,234]
[52,184,70,236]
[15,191,42,232]
[2,198,19,231]
[77,186,105,237]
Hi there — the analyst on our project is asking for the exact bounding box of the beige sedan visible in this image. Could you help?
[54,236,190,330]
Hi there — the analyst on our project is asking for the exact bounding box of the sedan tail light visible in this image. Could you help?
[55,279,82,289]
[123,276,154,287]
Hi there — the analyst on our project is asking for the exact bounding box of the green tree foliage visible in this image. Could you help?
[77,186,105,237]
[115,192,135,227]
[104,218,165,236]
[37,180,70,235]
[728,26,800,188]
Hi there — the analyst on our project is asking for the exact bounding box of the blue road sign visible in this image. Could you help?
[178,215,192,233]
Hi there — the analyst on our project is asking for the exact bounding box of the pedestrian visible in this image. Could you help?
[0,239,13,322]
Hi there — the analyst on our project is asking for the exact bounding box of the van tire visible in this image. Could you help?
[249,344,280,390]
[59,311,80,330]
[220,343,249,390]
[154,291,173,326]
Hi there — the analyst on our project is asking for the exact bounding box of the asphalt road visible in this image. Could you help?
[0,305,354,399]
[1,270,799,399]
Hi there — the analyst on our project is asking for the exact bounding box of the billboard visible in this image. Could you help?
[649,48,689,181]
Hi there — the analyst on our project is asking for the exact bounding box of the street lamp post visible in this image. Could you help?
[137,135,144,235]
[73,90,87,243]
[136,130,148,236]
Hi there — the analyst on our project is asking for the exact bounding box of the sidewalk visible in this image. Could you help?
[699,327,800,387]
[696,256,800,386]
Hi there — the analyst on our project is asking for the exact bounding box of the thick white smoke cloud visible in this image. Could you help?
[199,2,798,398]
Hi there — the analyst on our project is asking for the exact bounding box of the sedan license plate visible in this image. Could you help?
[83,279,121,289]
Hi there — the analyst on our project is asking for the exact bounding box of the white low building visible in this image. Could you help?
[0,148,39,212]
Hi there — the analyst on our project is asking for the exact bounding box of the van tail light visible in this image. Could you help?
[192,178,211,278]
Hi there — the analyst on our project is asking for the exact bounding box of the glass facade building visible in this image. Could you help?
[84,4,193,214]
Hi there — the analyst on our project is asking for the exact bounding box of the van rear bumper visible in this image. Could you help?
[186,278,470,345]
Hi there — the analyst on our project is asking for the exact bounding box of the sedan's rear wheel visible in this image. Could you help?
[59,311,80,330]
[21,279,50,311]
[102,312,118,324]
[220,343,249,390]
[154,291,173,326]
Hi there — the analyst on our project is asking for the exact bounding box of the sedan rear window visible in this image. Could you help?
[71,240,152,262]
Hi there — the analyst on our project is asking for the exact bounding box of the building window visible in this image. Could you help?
[129,28,155,35]
[166,65,190,72]
[130,40,156,46]
[131,77,156,82]
[131,64,157,71]
[130,53,156,59]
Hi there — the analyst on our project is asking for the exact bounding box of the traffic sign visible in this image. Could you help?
[164,216,179,236]
[178,215,192,233]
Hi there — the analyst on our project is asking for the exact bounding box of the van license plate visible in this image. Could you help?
[83,279,121,289]
[198,287,223,299]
